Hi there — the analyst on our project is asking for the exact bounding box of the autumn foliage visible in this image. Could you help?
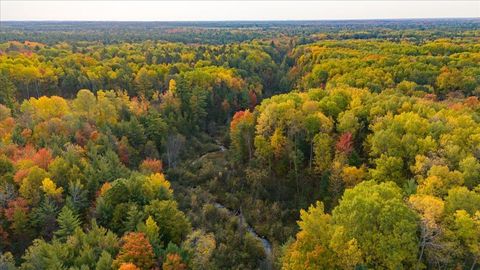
[140,159,163,174]
[230,110,253,131]
[162,253,187,270]
[114,232,155,270]
[119,263,141,270]
[335,132,353,155]
[31,148,53,169]
[1,21,480,270]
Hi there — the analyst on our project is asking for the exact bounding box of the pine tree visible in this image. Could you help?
[124,205,144,232]
[55,206,81,241]
[137,216,161,255]
[0,74,17,109]
[95,251,113,270]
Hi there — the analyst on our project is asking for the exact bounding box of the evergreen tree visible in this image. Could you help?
[96,251,113,270]
[0,73,17,109]
[54,206,81,240]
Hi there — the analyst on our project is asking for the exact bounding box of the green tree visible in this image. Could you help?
[370,154,406,185]
[55,206,81,241]
[332,181,420,269]
[450,210,480,269]
[73,89,97,119]
[96,251,114,270]
[0,73,17,109]
[137,216,162,255]
[313,133,333,174]
[144,200,190,245]
[182,230,216,270]
[459,156,480,189]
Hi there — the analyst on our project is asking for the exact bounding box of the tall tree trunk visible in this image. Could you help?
[309,140,313,170]
[245,133,252,161]
[35,80,39,98]
[417,233,426,270]
[294,136,299,203]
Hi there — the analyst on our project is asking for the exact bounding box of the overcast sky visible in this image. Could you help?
[1,1,479,21]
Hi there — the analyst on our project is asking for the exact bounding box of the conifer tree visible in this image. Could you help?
[54,206,81,240]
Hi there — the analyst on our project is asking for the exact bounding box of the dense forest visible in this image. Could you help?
[0,19,480,270]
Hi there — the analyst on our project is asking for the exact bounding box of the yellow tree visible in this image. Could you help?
[408,194,445,266]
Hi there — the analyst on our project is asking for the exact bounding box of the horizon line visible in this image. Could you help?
[2,17,479,22]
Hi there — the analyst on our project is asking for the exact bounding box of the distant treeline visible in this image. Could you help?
[1,19,479,44]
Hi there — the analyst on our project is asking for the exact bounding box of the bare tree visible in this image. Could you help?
[165,133,185,168]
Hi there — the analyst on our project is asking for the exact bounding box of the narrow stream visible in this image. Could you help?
[194,142,274,267]
[213,202,272,257]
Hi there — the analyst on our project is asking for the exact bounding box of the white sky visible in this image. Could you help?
[1,1,479,21]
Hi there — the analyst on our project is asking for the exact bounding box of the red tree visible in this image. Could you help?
[248,90,258,110]
[4,198,29,221]
[32,148,53,169]
[336,132,354,155]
